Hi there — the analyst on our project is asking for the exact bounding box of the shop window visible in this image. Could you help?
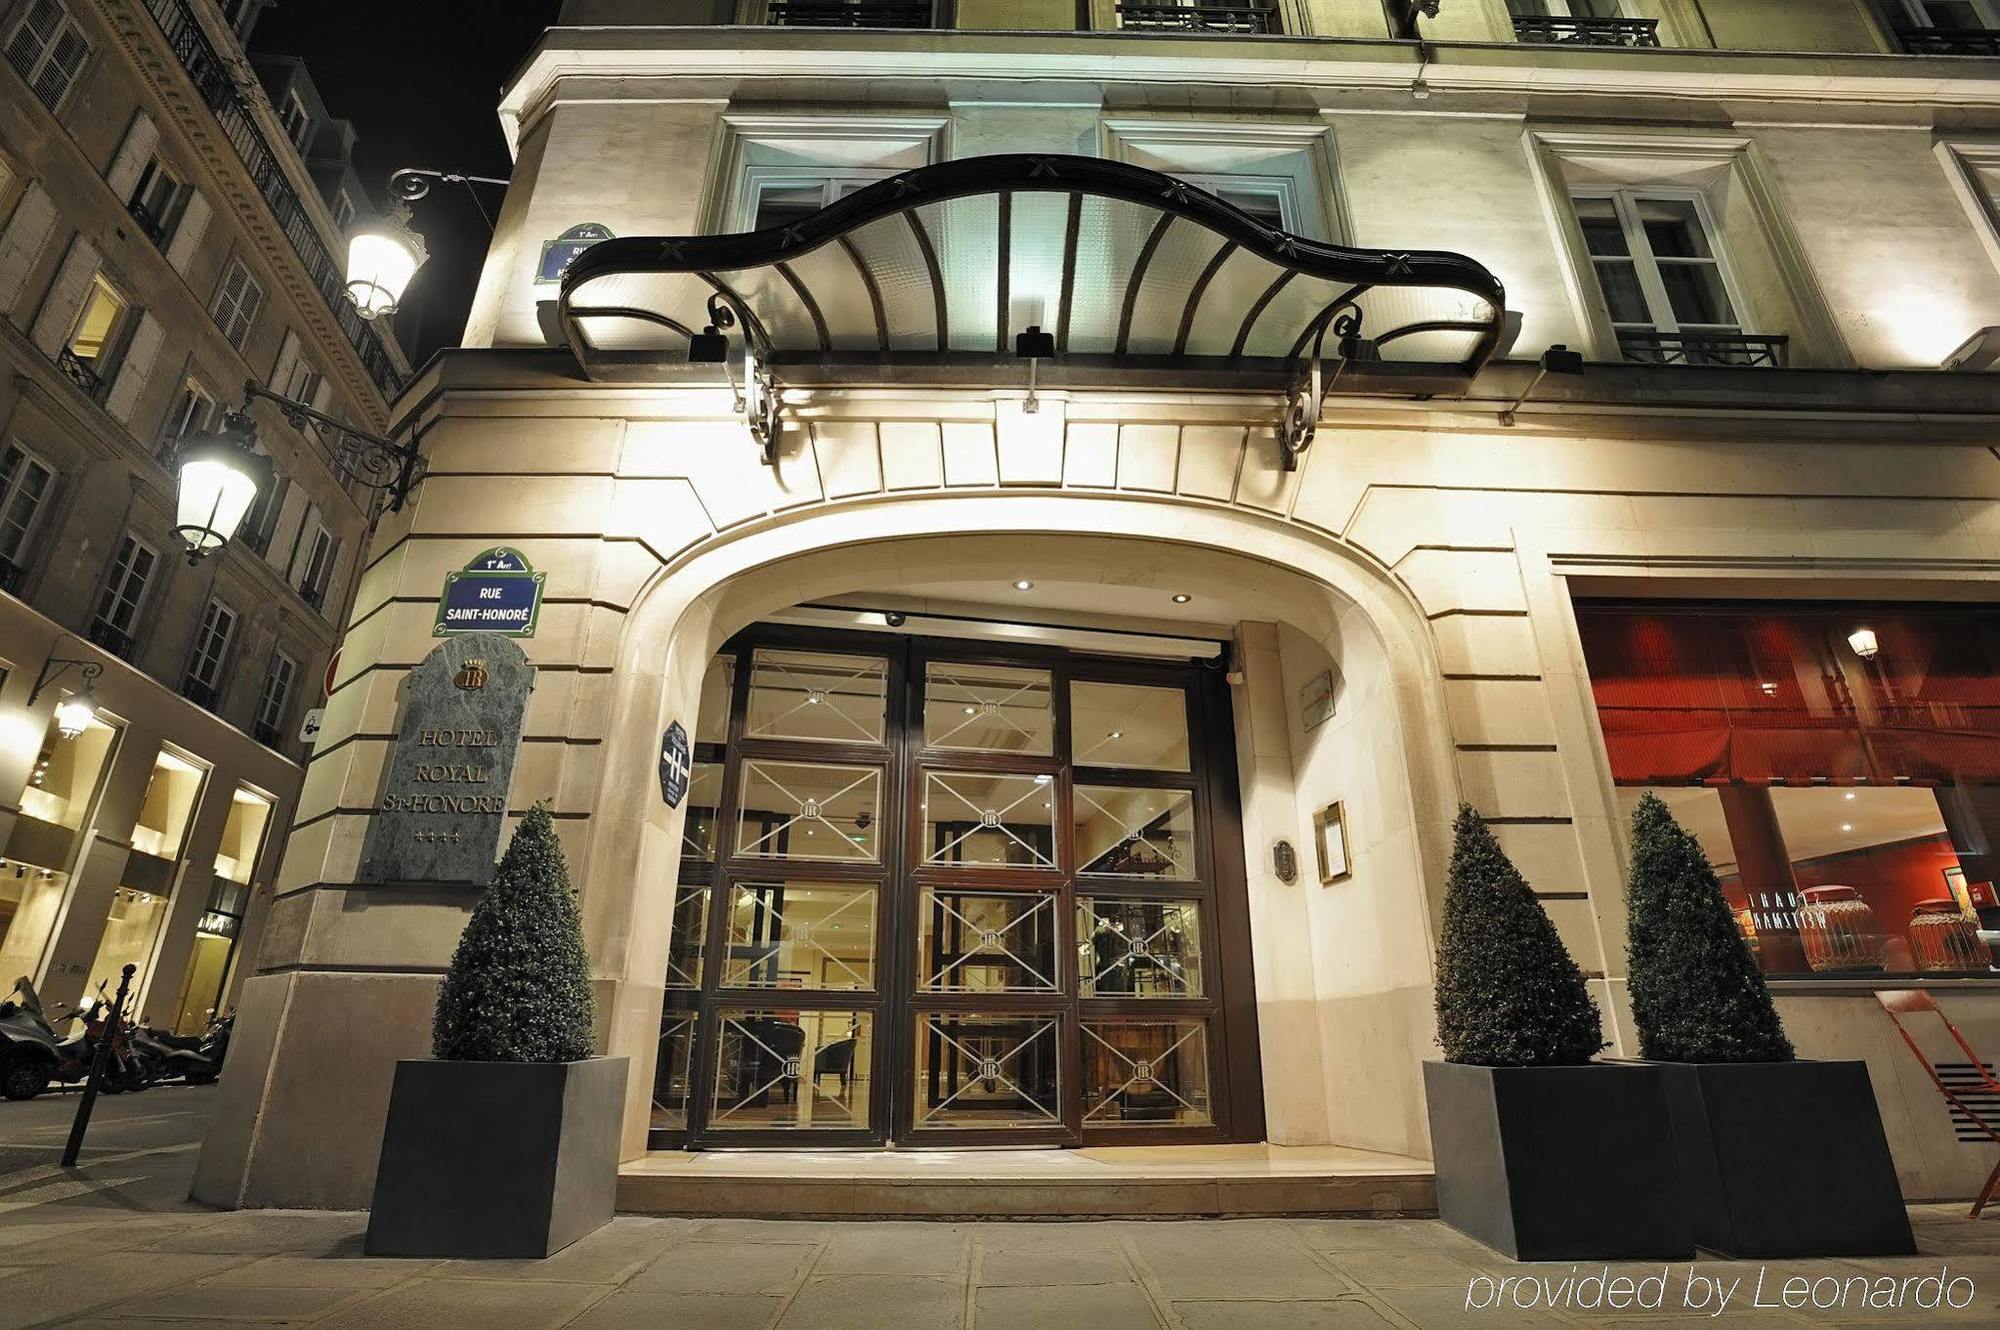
[60,273,131,397]
[89,532,157,659]
[1079,897,1203,996]
[923,771,1057,869]
[167,786,270,1032]
[0,858,66,986]
[85,748,203,1003]
[1075,786,1196,879]
[1082,1018,1211,1128]
[737,761,881,862]
[722,881,876,991]
[917,889,1060,993]
[4,0,90,112]
[710,1008,872,1130]
[252,649,296,747]
[912,1012,1060,1130]
[1580,601,2000,980]
[210,257,265,349]
[0,441,55,591]
[182,599,236,709]
[15,707,116,832]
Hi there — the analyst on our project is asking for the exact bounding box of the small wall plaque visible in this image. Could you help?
[1299,669,1335,732]
[1313,800,1350,885]
[1273,839,1298,885]
[659,721,691,809]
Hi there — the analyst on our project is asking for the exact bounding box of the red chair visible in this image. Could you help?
[1877,988,2000,1218]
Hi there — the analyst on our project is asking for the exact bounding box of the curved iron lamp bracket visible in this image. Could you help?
[26,634,102,707]
[237,381,425,513]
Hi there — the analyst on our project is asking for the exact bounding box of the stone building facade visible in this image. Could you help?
[196,1,2000,1212]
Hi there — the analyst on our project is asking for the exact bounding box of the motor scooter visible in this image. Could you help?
[133,1010,232,1085]
[0,978,146,1099]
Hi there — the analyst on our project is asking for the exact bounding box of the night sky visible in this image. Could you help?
[251,1,564,367]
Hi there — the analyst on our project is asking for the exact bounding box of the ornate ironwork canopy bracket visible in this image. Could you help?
[237,380,425,512]
[1275,302,1364,472]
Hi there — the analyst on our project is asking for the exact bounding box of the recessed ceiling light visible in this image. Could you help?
[1840,823,1854,833]
[1843,791,1856,801]
[1171,593,1191,604]
[1108,730,1123,740]
[1013,579,1034,591]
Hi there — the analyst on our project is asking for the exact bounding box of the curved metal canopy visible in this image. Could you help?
[559,153,1506,380]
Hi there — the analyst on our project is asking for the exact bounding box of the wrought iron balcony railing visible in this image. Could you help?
[0,554,25,595]
[137,0,402,398]
[181,677,220,711]
[765,1,938,26]
[1893,25,2000,56]
[299,581,326,611]
[1618,329,1789,368]
[57,348,104,397]
[127,199,170,247]
[1512,15,1661,47]
[1116,4,1280,34]
[252,717,284,747]
[87,618,136,660]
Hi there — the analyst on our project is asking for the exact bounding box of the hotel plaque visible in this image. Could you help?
[358,633,533,888]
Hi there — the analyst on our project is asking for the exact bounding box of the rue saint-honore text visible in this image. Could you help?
[381,727,507,815]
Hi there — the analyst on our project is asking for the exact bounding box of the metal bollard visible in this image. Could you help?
[61,963,135,1169]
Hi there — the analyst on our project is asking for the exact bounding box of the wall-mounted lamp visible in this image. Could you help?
[1943,326,2000,372]
[690,294,781,465]
[26,636,103,739]
[1848,627,1880,660]
[1015,323,1055,414]
[343,167,508,322]
[1498,344,1586,427]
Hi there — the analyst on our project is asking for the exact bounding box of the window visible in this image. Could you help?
[1577,601,2000,981]
[1899,0,2000,30]
[182,600,236,707]
[1513,0,1625,14]
[296,522,333,609]
[253,650,296,746]
[1571,190,1772,366]
[160,379,218,457]
[278,89,311,152]
[332,188,355,232]
[1115,2,1280,34]
[1172,173,1293,231]
[90,532,157,657]
[281,352,321,404]
[745,173,885,231]
[127,157,188,247]
[238,464,282,556]
[4,0,90,112]
[211,258,264,349]
[0,442,55,588]
[60,273,130,396]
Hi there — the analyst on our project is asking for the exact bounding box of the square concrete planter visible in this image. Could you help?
[1656,1059,1915,1257]
[1424,1060,1693,1261]
[366,1056,628,1259]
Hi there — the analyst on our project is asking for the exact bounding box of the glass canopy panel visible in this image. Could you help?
[746,649,887,743]
[736,761,882,862]
[1125,222,1230,356]
[1007,190,1072,338]
[925,194,999,352]
[665,883,708,989]
[1082,1019,1211,1128]
[922,661,1054,754]
[711,1008,872,1130]
[1070,681,1191,771]
[1062,194,1143,354]
[913,1012,1062,1130]
[1074,787,1197,881]
[1179,245,1285,358]
[922,771,1058,869]
[917,889,1060,993]
[651,1013,697,1131]
[841,213,942,352]
[779,241,881,350]
[1079,897,1204,997]
[723,880,878,991]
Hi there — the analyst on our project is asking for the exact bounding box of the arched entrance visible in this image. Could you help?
[586,503,1460,1164]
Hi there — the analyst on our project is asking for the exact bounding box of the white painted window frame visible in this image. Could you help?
[1568,185,1747,340]
[184,599,237,695]
[708,113,949,235]
[94,531,158,638]
[161,376,218,454]
[1102,119,1344,244]
[4,0,92,113]
[1937,140,2000,277]
[211,256,264,348]
[255,649,297,738]
[0,439,55,566]
[1899,0,2000,27]
[279,89,312,151]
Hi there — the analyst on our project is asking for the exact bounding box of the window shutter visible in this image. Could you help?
[164,189,209,274]
[27,234,100,355]
[267,485,308,573]
[105,311,165,424]
[310,376,334,414]
[270,329,300,395]
[323,538,352,622]
[285,502,322,583]
[105,110,158,202]
[0,182,58,315]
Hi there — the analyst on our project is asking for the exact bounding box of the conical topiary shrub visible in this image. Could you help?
[1624,792,1794,1064]
[432,803,596,1063]
[1435,803,1603,1066]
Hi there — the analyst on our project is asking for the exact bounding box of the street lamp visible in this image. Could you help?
[171,412,272,562]
[344,207,426,322]
[26,636,102,738]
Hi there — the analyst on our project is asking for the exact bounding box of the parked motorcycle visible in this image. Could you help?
[0,978,147,1100]
[132,1011,232,1086]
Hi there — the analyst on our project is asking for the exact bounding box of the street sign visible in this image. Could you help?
[537,223,613,284]
[435,547,545,637]
[323,648,341,699]
[299,707,324,746]
[659,721,690,809]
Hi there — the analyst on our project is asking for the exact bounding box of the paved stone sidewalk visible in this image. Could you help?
[2,1112,1997,1330]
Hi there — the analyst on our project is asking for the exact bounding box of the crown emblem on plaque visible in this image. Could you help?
[454,658,489,691]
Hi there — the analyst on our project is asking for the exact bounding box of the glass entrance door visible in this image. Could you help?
[650,625,1257,1149]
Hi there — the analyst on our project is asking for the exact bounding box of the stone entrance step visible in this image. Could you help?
[618,1143,1436,1219]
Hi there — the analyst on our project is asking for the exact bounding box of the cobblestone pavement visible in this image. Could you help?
[2,1092,1996,1328]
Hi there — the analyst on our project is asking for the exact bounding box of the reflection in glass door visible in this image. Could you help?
[650,627,1258,1149]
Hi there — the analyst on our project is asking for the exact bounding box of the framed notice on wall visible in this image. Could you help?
[1313,801,1350,885]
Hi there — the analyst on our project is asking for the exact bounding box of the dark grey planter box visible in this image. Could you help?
[1656,1059,1915,1257]
[1424,1060,1693,1261]
[366,1057,628,1259]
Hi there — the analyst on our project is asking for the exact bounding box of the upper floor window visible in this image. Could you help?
[212,258,264,349]
[239,463,282,557]
[1571,189,1782,368]
[4,0,90,112]
[128,158,189,248]
[296,521,334,610]
[1511,1,1660,46]
[746,173,886,231]
[253,649,297,747]
[61,273,132,398]
[0,442,54,590]
[91,532,157,658]
[1173,173,1295,232]
[183,599,237,708]
[281,351,321,404]
[1893,2,2000,52]
[764,1,941,28]
[1115,3,1281,35]
[332,189,356,232]
[279,89,312,152]
[161,379,219,457]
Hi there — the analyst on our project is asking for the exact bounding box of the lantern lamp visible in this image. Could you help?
[53,689,97,739]
[1847,627,1880,660]
[172,414,273,563]
[344,207,427,322]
